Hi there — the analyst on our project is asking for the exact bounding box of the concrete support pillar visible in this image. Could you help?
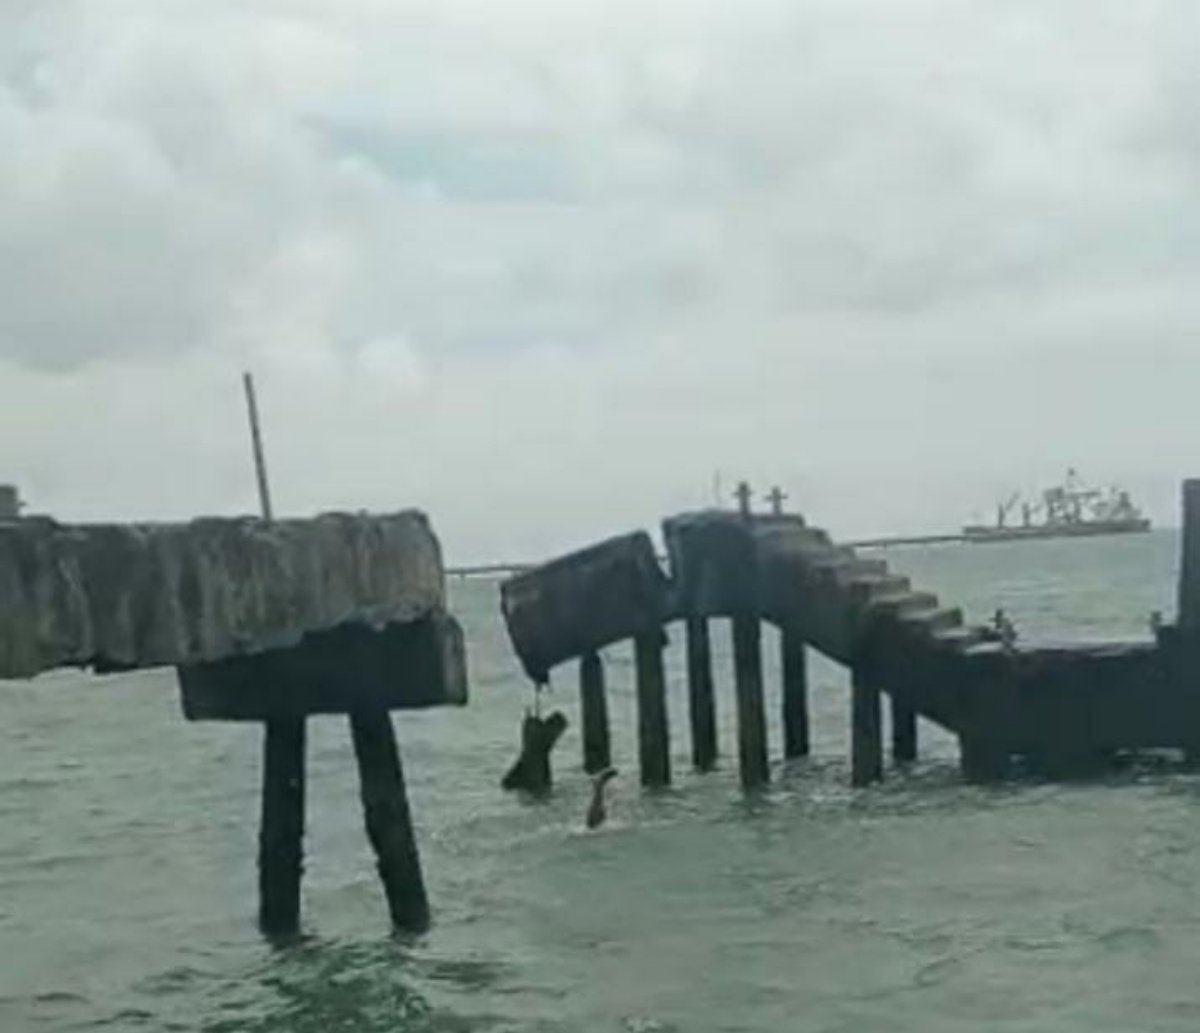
[1179,480,1200,627]
[258,716,306,936]
[579,652,612,774]
[686,617,717,771]
[634,632,671,787]
[732,614,769,789]
[349,709,430,933]
[850,668,883,787]
[891,690,917,764]
[780,630,810,759]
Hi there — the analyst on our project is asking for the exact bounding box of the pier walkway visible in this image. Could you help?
[498,484,1200,789]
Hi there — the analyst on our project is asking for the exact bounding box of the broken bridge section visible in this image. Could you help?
[0,510,467,937]
[500,489,1200,790]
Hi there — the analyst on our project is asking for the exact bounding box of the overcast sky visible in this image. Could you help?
[2,1,1198,561]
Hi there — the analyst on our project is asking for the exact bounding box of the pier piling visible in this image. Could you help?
[850,667,883,786]
[685,617,718,771]
[579,652,611,774]
[1179,479,1200,628]
[349,709,431,933]
[1175,479,1200,762]
[732,614,770,789]
[781,630,810,759]
[890,688,917,764]
[959,735,1009,783]
[634,631,671,787]
[258,716,306,937]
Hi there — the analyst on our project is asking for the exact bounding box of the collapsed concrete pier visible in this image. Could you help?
[0,510,467,936]
[500,483,1200,790]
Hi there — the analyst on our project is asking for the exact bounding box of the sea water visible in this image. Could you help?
[2,530,1196,1032]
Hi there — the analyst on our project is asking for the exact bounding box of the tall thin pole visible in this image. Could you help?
[243,371,274,522]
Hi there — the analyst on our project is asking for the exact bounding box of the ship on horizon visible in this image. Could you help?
[962,469,1151,543]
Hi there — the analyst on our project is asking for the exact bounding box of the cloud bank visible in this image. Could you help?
[2,1,1198,559]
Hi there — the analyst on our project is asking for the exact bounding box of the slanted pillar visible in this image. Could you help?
[780,630,810,758]
[579,652,611,774]
[685,617,717,771]
[891,689,917,764]
[732,614,769,789]
[258,716,306,937]
[634,631,671,787]
[349,709,430,933]
[850,667,883,786]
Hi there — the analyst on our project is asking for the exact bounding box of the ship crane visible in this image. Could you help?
[995,492,1020,528]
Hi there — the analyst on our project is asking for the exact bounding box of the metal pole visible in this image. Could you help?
[243,371,274,522]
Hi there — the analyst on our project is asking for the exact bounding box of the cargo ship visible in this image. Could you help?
[963,470,1151,543]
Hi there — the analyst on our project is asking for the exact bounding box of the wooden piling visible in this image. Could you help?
[780,630,810,759]
[732,614,769,789]
[349,709,430,933]
[891,688,917,764]
[634,631,671,787]
[850,667,883,787]
[579,652,611,774]
[258,716,306,936]
[685,617,717,771]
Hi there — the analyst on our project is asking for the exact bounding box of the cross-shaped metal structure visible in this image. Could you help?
[734,481,753,517]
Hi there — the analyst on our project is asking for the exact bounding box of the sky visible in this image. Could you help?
[2,0,1199,563]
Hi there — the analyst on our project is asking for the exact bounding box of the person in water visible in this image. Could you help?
[586,768,617,829]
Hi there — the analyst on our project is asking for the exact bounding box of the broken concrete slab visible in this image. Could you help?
[0,511,445,678]
[501,532,669,682]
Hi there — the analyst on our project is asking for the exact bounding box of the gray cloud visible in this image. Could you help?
[2,0,1198,557]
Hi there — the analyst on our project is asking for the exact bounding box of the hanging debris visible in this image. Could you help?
[501,707,569,795]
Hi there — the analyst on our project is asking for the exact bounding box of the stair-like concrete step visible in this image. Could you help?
[898,606,964,634]
[866,590,940,617]
[933,625,993,651]
[812,556,890,581]
[846,575,913,607]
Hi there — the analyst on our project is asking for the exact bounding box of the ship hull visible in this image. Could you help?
[961,519,1151,543]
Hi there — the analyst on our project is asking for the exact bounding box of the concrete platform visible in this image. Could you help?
[0,511,445,678]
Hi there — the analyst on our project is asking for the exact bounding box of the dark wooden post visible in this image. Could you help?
[349,710,430,933]
[685,617,717,771]
[780,630,810,758]
[258,716,306,936]
[850,667,883,786]
[634,631,671,787]
[891,688,917,763]
[732,614,769,789]
[579,652,611,773]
